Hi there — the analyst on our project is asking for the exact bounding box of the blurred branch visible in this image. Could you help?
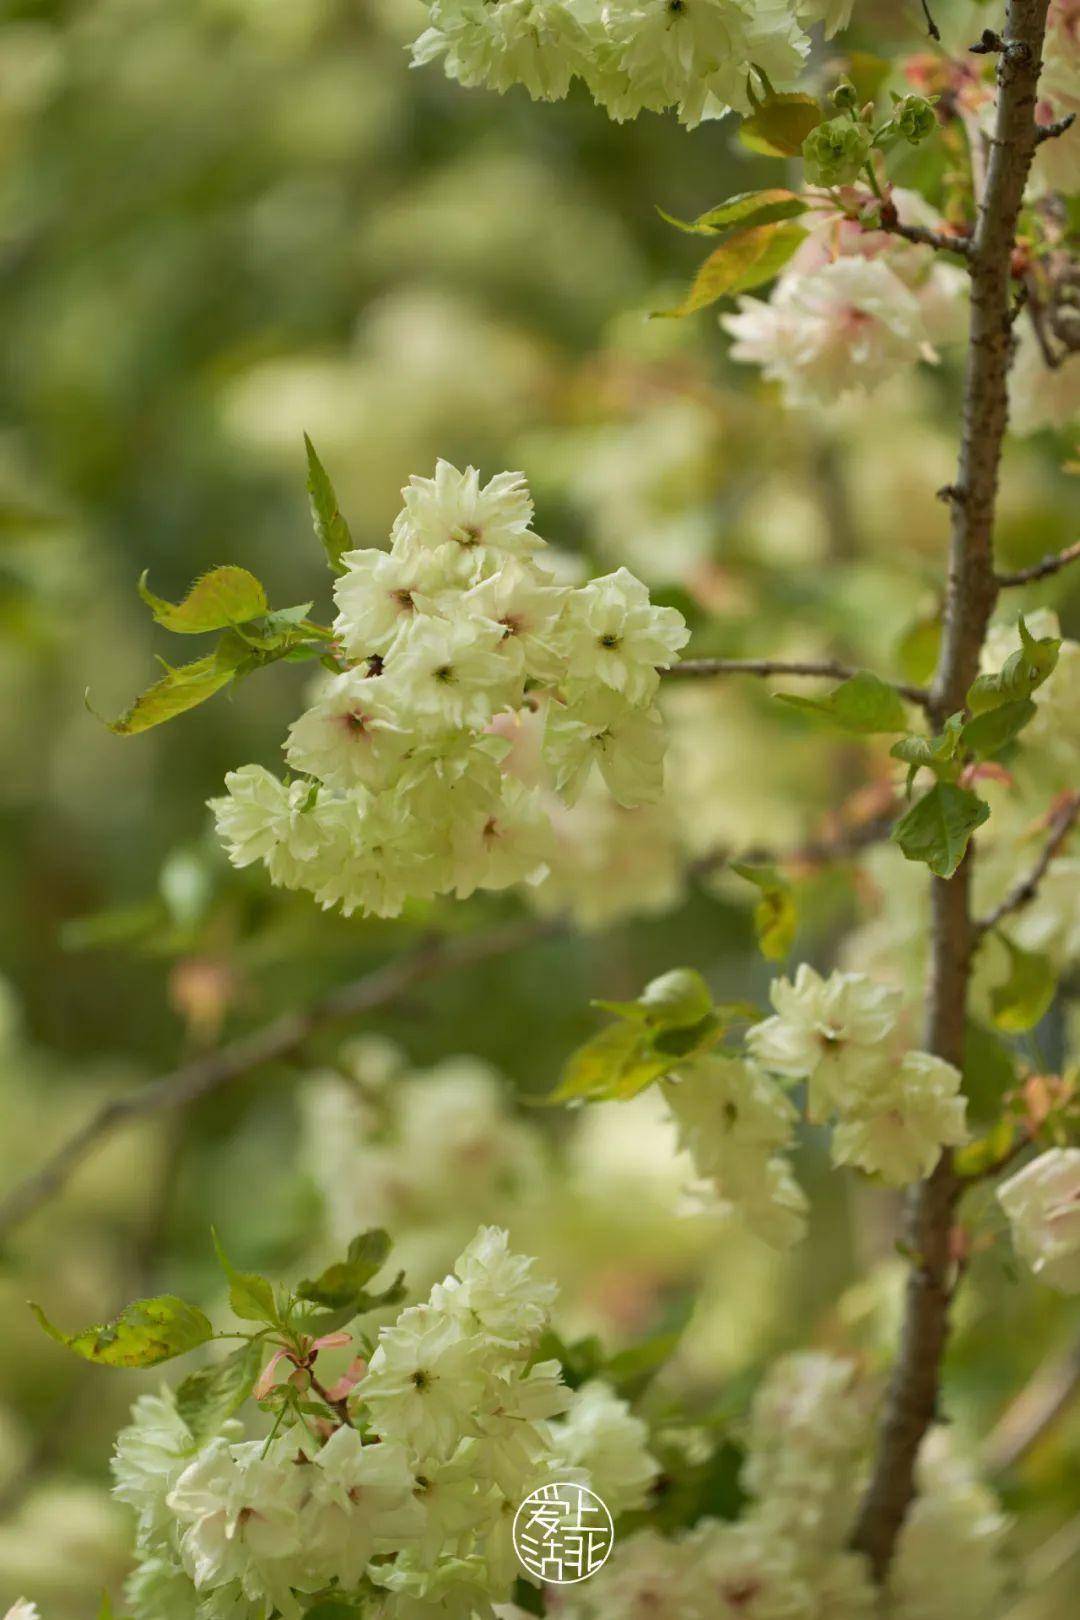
[975,792,1080,935]
[996,539,1080,585]
[665,658,930,707]
[0,917,564,1241]
[689,802,897,880]
[984,1336,1080,1474]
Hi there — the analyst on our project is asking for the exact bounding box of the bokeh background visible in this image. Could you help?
[0,1,1077,1615]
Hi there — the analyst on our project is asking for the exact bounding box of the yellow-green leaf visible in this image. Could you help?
[654,222,807,318]
[297,1229,404,1316]
[100,640,247,736]
[212,1230,280,1326]
[961,699,1037,759]
[658,189,807,237]
[176,1339,263,1442]
[954,1115,1016,1179]
[31,1295,213,1367]
[740,93,823,157]
[731,863,797,961]
[138,567,268,633]
[551,1022,673,1105]
[594,967,714,1031]
[990,935,1056,1034]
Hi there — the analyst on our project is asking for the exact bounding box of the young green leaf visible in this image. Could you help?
[594,967,714,1031]
[960,698,1036,759]
[30,1295,213,1367]
[990,935,1056,1034]
[654,222,807,318]
[954,1115,1016,1179]
[776,671,908,735]
[305,434,352,575]
[739,92,823,157]
[176,1338,264,1443]
[212,1231,281,1327]
[966,617,1060,715]
[658,189,807,237]
[297,1229,404,1315]
[731,863,797,961]
[890,713,964,793]
[137,567,268,634]
[550,1021,674,1104]
[891,783,990,878]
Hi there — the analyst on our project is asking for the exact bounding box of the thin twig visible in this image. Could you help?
[851,0,1051,1583]
[688,804,898,880]
[983,1336,1080,1473]
[1035,110,1077,143]
[664,658,930,707]
[996,539,1080,586]
[919,0,942,41]
[0,917,564,1241]
[975,793,1080,935]
[878,214,974,257]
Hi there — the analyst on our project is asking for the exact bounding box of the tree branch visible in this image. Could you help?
[983,1335,1080,1474]
[975,792,1080,934]
[1035,110,1077,144]
[878,214,974,258]
[996,539,1080,585]
[664,658,930,707]
[0,917,564,1242]
[851,0,1051,1583]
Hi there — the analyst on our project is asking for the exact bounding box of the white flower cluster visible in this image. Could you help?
[564,1354,1008,1620]
[212,461,687,918]
[998,1148,1080,1294]
[747,964,968,1184]
[411,0,816,129]
[1031,0,1080,196]
[662,1053,810,1250]
[113,1227,660,1620]
[723,193,967,409]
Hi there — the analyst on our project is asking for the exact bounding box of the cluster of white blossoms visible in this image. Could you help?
[1031,0,1080,196]
[212,461,687,918]
[563,1352,1008,1620]
[747,964,968,1184]
[723,193,967,409]
[662,1052,810,1250]
[409,0,844,129]
[997,1148,1080,1294]
[112,1226,660,1620]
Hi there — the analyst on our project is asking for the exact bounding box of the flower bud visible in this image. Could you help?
[802,116,875,187]
[830,77,859,112]
[892,93,938,144]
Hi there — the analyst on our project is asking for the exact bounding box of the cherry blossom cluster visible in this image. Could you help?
[112,1226,659,1620]
[561,1352,1008,1620]
[410,0,851,129]
[747,963,969,1185]
[212,461,687,918]
[998,1148,1080,1294]
[723,191,967,409]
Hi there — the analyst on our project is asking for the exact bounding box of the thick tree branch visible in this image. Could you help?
[996,539,1080,585]
[0,917,564,1242]
[665,658,930,707]
[975,791,1080,934]
[851,0,1050,1583]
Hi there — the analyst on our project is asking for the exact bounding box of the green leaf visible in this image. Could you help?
[297,1229,404,1315]
[305,434,352,575]
[966,617,1060,715]
[534,1329,605,1391]
[594,967,714,1031]
[212,1231,281,1327]
[960,699,1036,759]
[990,935,1056,1034]
[962,1018,1017,1126]
[551,1021,675,1104]
[30,1295,213,1367]
[740,92,823,157]
[176,1338,263,1442]
[731,864,797,961]
[654,222,807,318]
[954,1115,1016,1179]
[776,671,909,735]
[891,783,990,878]
[890,713,964,792]
[99,638,247,735]
[658,189,807,237]
[138,567,268,633]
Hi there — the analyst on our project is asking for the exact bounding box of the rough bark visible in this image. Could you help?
[850,0,1050,1582]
